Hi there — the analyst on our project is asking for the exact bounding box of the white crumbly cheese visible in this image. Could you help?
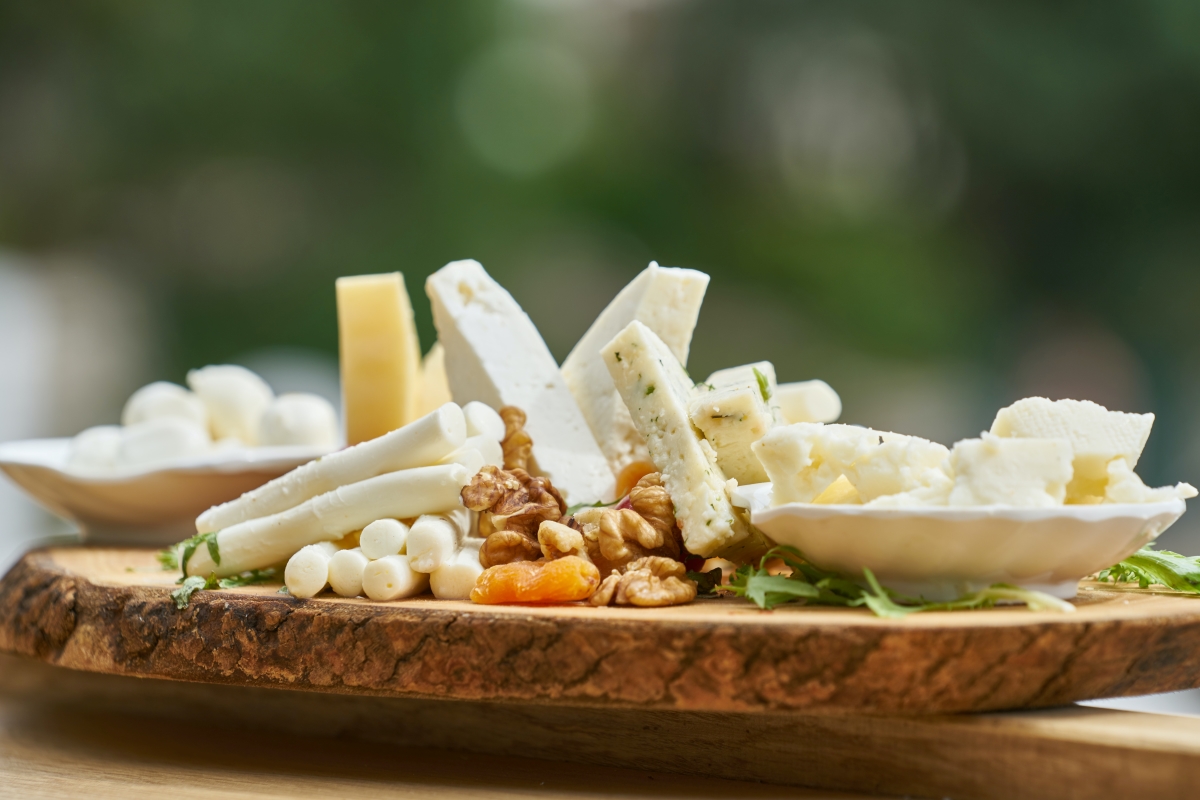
[776,380,841,424]
[602,321,754,558]
[427,260,615,504]
[947,434,1073,507]
[990,397,1153,499]
[1104,458,1198,503]
[689,362,778,484]
[561,262,709,475]
[854,432,952,502]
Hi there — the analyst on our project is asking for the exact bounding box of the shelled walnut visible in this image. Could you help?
[590,556,698,607]
[568,473,683,575]
[462,464,567,568]
[499,406,533,471]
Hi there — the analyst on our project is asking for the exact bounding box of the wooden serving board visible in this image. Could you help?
[3,546,1200,715]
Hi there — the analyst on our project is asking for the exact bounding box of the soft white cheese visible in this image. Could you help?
[561,262,708,474]
[427,260,614,503]
[122,382,209,429]
[118,417,212,468]
[186,365,274,445]
[947,434,1073,507]
[689,362,778,484]
[1104,458,1198,503]
[754,423,952,506]
[991,397,1153,500]
[602,321,757,558]
[258,393,339,448]
[776,380,841,424]
[67,425,124,473]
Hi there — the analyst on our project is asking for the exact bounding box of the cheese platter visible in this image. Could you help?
[3,257,1200,719]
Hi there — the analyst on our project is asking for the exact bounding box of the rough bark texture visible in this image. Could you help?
[2,547,1200,714]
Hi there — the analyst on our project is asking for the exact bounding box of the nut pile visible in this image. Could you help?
[461,408,699,607]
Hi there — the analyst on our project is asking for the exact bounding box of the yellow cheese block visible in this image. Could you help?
[336,273,422,445]
[415,341,453,418]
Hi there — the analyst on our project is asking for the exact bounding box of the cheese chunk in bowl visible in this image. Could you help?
[739,398,1195,600]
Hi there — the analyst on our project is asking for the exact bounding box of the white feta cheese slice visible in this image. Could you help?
[1104,458,1198,503]
[776,380,841,424]
[689,362,778,484]
[990,397,1153,499]
[602,321,761,559]
[427,260,615,504]
[754,424,953,506]
[561,262,709,475]
[947,434,1073,507]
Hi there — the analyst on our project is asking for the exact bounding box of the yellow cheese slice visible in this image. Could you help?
[336,273,421,445]
[811,474,862,505]
[415,342,453,418]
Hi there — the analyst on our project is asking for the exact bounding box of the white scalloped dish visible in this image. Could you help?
[0,438,331,545]
[731,482,1186,601]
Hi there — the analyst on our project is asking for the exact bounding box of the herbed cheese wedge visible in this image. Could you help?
[561,262,709,474]
[196,403,466,533]
[689,362,778,484]
[427,259,615,504]
[602,320,765,559]
[990,397,1153,500]
[947,434,1073,507]
[336,273,423,445]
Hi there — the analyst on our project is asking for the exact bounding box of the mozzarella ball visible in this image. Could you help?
[259,393,339,448]
[121,382,209,429]
[117,417,212,468]
[68,425,124,473]
[186,365,274,445]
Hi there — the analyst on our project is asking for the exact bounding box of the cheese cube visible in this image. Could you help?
[689,362,778,484]
[990,397,1153,499]
[776,380,842,424]
[336,273,422,445]
[427,260,614,504]
[1104,458,1197,504]
[603,321,763,559]
[561,262,709,474]
[947,434,1073,507]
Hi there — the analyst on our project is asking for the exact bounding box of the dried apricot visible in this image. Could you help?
[470,556,600,604]
[615,460,658,499]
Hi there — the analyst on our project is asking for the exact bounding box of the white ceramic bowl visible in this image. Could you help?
[731,483,1187,600]
[0,438,330,545]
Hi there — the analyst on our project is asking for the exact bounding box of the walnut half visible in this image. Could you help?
[590,556,697,607]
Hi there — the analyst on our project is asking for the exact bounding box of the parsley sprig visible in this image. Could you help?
[170,567,279,609]
[1096,544,1200,593]
[718,545,1074,618]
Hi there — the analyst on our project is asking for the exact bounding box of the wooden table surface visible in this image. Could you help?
[0,654,868,800]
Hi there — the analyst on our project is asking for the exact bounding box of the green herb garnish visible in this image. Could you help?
[566,497,623,516]
[177,531,220,577]
[218,568,278,589]
[156,547,179,571]
[687,567,724,597]
[1096,544,1200,593]
[718,545,1073,617]
[171,573,217,609]
[752,367,771,404]
[645,384,656,396]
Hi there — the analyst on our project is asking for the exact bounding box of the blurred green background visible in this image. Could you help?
[1,1,1199,543]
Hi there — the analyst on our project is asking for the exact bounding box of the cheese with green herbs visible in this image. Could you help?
[689,362,778,484]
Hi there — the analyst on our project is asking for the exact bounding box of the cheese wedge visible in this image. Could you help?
[690,362,778,484]
[948,434,1073,507]
[603,321,765,559]
[776,380,841,424]
[427,259,615,503]
[415,342,453,418]
[336,273,422,445]
[561,262,709,474]
[990,397,1153,499]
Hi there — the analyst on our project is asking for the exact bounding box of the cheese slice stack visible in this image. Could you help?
[603,320,766,559]
[561,262,709,474]
[426,259,615,504]
[336,273,422,445]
